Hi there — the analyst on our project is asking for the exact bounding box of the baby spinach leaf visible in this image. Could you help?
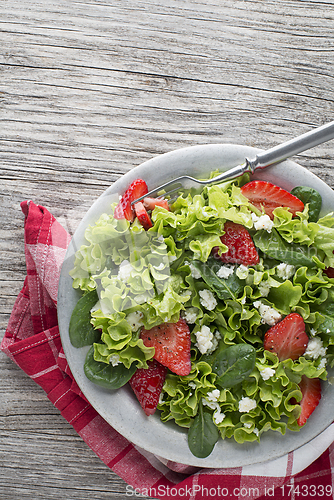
[188,400,219,458]
[253,228,316,268]
[209,344,256,389]
[291,186,322,222]
[69,289,101,347]
[192,259,243,300]
[84,345,137,389]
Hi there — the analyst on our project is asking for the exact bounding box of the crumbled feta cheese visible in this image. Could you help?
[109,354,120,366]
[199,289,217,311]
[195,325,213,354]
[189,381,197,390]
[253,427,259,436]
[318,358,327,370]
[182,307,198,324]
[126,310,144,331]
[259,281,271,297]
[304,337,327,360]
[188,263,201,279]
[244,422,252,429]
[117,259,134,282]
[276,263,295,280]
[205,330,221,355]
[253,301,282,326]
[252,213,274,233]
[206,389,220,402]
[310,328,317,336]
[238,397,257,413]
[260,367,275,381]
[217,265,234,279]
[241,296,246,304]
[213,407,226,424]
[236,264,249,280]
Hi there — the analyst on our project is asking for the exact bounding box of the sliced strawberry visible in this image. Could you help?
[263,313,309,361]
[241,180,304,219]
[134,201,153,229]
[296,375,321,426]
[114,179,148,222]
[129,360,167,416]
[140,318,191,376]
[212,221,259,266]
[143,196,170,211]
[324,267,334,279]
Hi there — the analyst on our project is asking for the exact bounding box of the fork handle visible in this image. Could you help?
[246,120,334,172]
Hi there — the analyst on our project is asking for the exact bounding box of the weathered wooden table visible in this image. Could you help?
[1,1,334,498]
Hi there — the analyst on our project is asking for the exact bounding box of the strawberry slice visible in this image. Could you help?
[140,318,191,376]
[263,312,309,361]
[134,201,153,230]
[241,180,304,219]
[114,179,148,222]
[212,221,259,266]
[296,375,321,426]
[129,360,167,416]
[143,196,170,211]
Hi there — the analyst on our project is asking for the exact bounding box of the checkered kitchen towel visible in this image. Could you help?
[2,200,334,500]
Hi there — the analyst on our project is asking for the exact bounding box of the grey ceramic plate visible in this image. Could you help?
[58,144,334,468]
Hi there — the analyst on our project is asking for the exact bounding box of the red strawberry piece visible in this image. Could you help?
[296,375,321,426]
[134,201,153,230]
[212,221,259,266]
[241,180,304,219]
[129,360,167,416]
[114,178,148,222]
[324,267,334,279]
[263,312,309,361]
[143,196,170,211]
[140,318,191,376]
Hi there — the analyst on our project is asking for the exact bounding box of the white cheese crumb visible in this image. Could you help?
[109,354,120,366]
[318,358,327,370]
[205,330,221,355]
[182,307,199,324]
[206,389,220,402]
[276,263,295,280]
[117,259,134,282]
[238,397,257,413]
[252,213,274,233]
[244,422,252,429]
[253,427,259,436]
[188,262,201,279]
[310,328,317,337]
[199,289,217,311]
[304,337,327,360]
[213,407,226,424]
[253,301,282,326]
[260,367,276,381]
[189,381,197,390]
[217,265,234,279]
[195,325,213,354]
[126,310,144,331]
[258,281,271,297]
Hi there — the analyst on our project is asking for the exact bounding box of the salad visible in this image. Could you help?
[69,171,334,459]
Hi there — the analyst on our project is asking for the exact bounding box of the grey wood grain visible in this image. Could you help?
[1,0,334,499]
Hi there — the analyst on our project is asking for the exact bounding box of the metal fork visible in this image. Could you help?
[132,120,334,204]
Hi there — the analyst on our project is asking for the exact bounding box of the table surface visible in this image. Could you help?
[1,1,334,499]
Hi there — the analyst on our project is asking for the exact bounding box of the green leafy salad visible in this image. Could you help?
[69,173,334,459]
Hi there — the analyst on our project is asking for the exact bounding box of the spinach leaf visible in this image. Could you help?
[192,258,243,300]
[69,289,101,347]
[188,400,219,458]
[253,228,317,267]
[84,346,137,389]
[206,344,256,389]
[291,186,322,222]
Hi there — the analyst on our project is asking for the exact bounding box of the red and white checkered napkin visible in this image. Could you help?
[2,200,334,500]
